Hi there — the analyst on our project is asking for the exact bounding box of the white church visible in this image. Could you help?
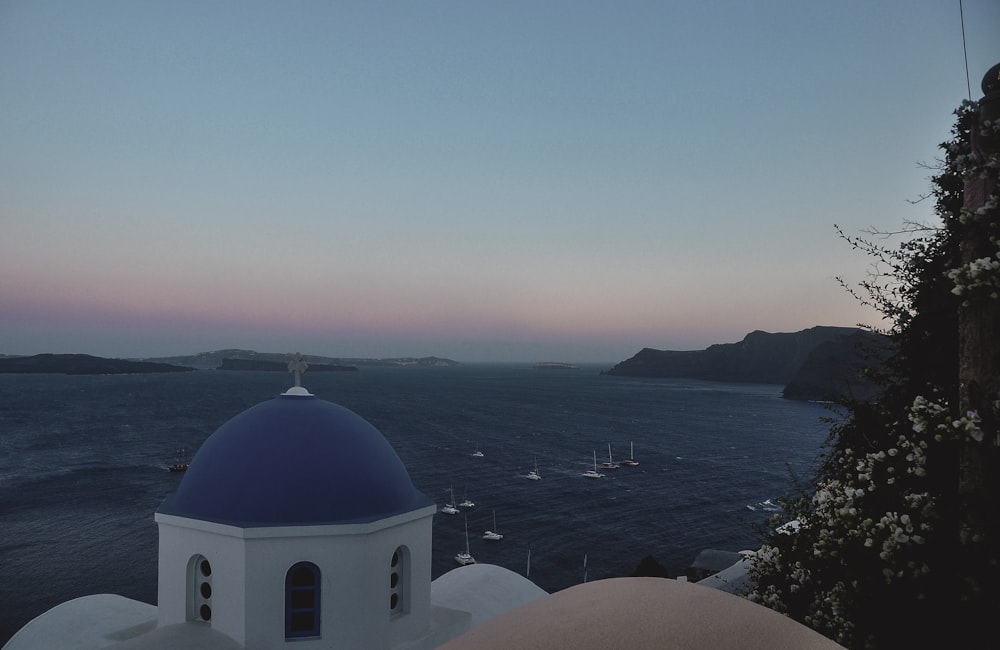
[4,364,843,649]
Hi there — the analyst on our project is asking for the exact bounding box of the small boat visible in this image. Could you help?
[747,498,780,512]
[455,516,476,565]
[167,449,189,472]
[458,488,475,509]
[599,443,620,470]
[621,441,639,467]
[526,456,541,480]
[471,446,485,458]
[482,509,503,541]
[582,450,605,478]
[441,487,459,515]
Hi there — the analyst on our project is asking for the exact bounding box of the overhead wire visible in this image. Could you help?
[959,0,972,100]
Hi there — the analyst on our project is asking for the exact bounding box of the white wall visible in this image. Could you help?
[155,506,435,649]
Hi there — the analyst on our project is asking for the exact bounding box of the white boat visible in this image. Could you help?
[482,509,503,541]
[621,441,639,467]
[471,447,484,458]
[167,448,189,473]
[526,456,541,480]
[582,450,605,478]
[458,489,475,509]
[455,516,476,565]
[599,443,620,470]
[441,487,459,515]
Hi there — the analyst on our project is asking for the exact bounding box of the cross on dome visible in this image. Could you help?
[288,353,308,387]
[283,353,313,396]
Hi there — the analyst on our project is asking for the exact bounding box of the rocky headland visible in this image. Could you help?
[603,326,888,401]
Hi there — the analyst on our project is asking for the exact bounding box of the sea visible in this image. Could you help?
[0,364,835,644]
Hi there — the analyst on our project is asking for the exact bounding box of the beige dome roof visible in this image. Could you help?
[440,577,844,650]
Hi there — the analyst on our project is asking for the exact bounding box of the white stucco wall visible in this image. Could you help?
[155,505,436,650]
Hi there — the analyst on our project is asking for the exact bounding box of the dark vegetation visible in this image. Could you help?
[749,101,1000,648]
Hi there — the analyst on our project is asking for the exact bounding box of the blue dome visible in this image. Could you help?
[158,393,433,526]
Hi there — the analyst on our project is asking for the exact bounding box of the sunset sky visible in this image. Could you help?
[2,1,998,363]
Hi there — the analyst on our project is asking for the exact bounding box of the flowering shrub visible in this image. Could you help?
[947,252,1000,303]
[748,396,955,647]
[748,102,999,649]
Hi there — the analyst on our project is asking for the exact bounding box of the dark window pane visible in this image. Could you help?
[291,567,316,586]
[200,582,212,599]
[290,612,315,633]
[200,604,212,621]
[290,589,315,609]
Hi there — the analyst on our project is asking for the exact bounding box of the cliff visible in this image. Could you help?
[781,330,890,402]
[0,353,195,375]
[603,326,888,400]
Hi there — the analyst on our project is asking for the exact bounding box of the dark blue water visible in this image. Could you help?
[0,365,832,644]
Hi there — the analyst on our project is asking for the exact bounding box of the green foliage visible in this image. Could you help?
[748,102,1000,649]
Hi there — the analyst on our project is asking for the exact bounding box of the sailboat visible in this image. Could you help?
[621,441,639,467]
[458,487,475,509]
[526,456,541,480]
[441,487,459,515]
[582,450,605,478]
[167,449,189,472]
[482,509,503,541]
[471,443,484,458]
[599,443,620,470]
[455,516,476,565]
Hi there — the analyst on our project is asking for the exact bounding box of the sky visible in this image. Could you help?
[1,1,998,363]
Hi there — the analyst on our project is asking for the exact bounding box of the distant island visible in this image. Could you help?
[218,358,358,372]
[0,350,460,375]
[0,353,194,375]
[141,349,460,370]
[534,362,579,369]
[603,326,888,402]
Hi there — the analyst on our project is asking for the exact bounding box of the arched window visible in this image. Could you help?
[285,562,321,638]
[188,555,213,623]
[390,546,409,617]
